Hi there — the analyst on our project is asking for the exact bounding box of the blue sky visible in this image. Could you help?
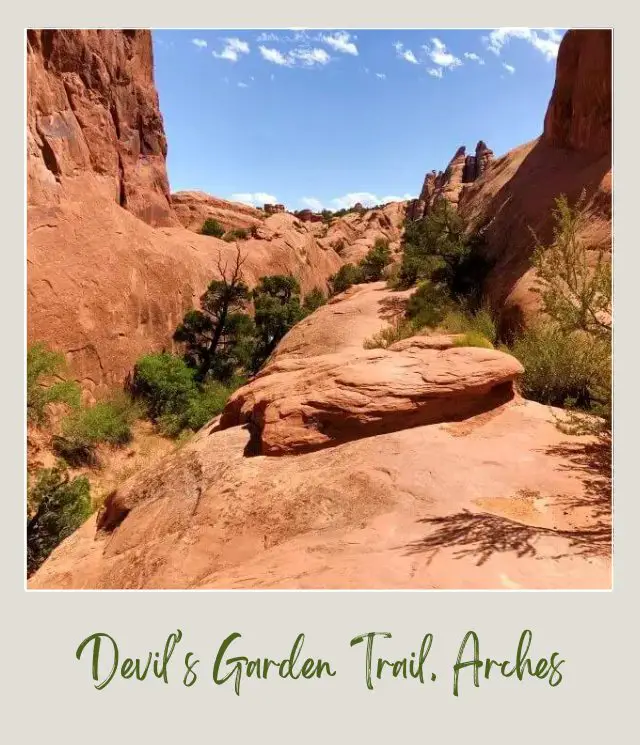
[152,28,565,211]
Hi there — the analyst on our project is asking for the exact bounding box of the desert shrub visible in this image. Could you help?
[452,332,494,349]
[251,275,305,370]
[441,307,497,345]
[130,353,199,420]
[359,238,392,282]
[511,193,611,426]
[398,201,469,289]
[511,321,610,411]
[532,192,611,339]
[328,263,364,296]
[174,249,253,382]
[363,320,415,350]
[405,281,455,329]
[157,378,243,437]
[302,287,327,315]
[223,228,249,242]
[201,218,225,238]
[27,342,81,424]
[27,464,92,576]
[54,394,139,465]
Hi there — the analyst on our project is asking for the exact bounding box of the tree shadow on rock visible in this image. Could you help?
[404,434,611,566]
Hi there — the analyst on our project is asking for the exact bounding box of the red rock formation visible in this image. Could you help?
[264,203,285,214]
[171,191,263,232]
[410,141,494,220]
[543,30,612,156]
[27,30,345,388]
[27,29,177,227]
[459,29,611,331]
[30,282,610,590]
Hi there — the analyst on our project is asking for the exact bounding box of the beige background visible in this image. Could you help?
[5,3,636,742]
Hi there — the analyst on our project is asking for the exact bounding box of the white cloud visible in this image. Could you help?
[484,28,561,61]
[237,82,249,88]
[394,41,419,64]
[300,197,324,211]
[330,192,412,209]
[427,67,443,78]
[375,72,386,80]
[212,37,250,62]
[291,47,331,66]
[191,38,207,49]
[259,44,331,67]
[464,51,485,65]
[256,32,280,42]
[503,63,516,74]
[321,31,358,56]
[424,37,462,69]
[231,192,277,206]
[259,45,291,66]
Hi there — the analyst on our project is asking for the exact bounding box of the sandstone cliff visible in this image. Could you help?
[26,31,359,389]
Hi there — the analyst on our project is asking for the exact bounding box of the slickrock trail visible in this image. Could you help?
[31,283,611,590]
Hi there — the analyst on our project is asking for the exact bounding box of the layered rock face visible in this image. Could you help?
[542,30,612,156]
[408,140,494,220]
[171,191,264,232]
[31,282,610,590]
[27,29,177,227]
[26,31,353,389]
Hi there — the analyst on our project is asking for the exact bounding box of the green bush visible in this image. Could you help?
[223,228,249,242]
[201,218,225,238]
[441,307,497,344]
[405,281,454,329]
[328,264,364,296]
[157,378,243,437]
[27,342,81,424]
[130,353,198,420]
[452,332,494,349]
[27,464,92,576]
[511,321,610,411]
[359,238,392,282]
[302,287,327,315]
[54,395,138,465]
[363,320,415,349]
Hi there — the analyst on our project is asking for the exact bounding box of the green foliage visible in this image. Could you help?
[54,395,138,465]
[359,238,392,282]
[27,464,92,576]
[511,322,610,412]
[302,287,327,315]
[173,249,252,381]
[532,192,611,339]
[131,352,243,437]
[452,332,494,349]
[251,275,304,370]
[405,281,455,329]
[157,377,243,437]
[398,201,469,288]
[27,343,81,424]
[363,320,415,349]
[508,192,612,427]
[201,218,225,238]
[223,228,249,242]
[441,307,497,345]
[131,353,199,420]
[328,263,364,296]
